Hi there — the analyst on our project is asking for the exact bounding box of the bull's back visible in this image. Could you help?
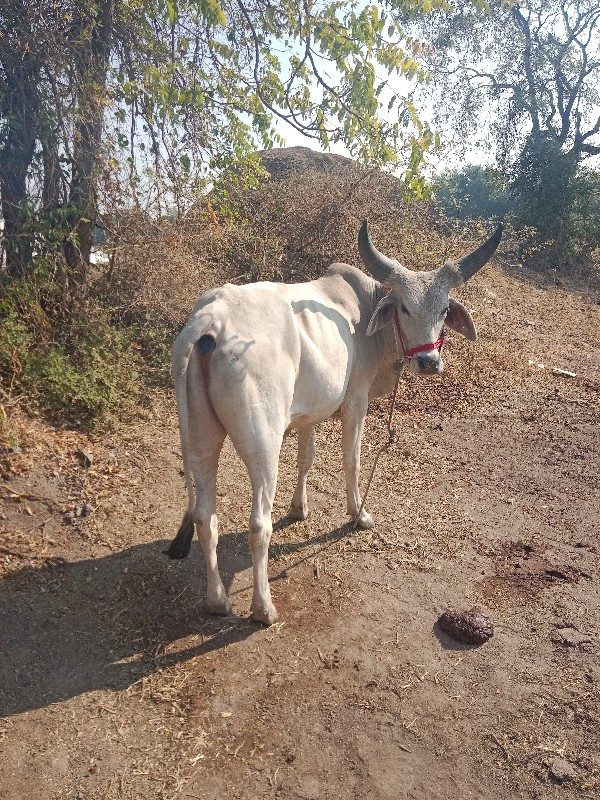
[194,284,297,429]
[177,266,376,429]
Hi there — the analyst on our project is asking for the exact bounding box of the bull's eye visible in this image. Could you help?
[400,303,409,315]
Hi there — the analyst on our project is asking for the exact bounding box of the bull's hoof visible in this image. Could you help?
[288,503,308,521]
[207,596,232,616]
[353,509,374,530]
[251,604,279,627]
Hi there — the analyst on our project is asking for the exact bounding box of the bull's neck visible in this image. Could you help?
[371,281,401,363]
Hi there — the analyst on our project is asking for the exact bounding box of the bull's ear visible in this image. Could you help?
[446,298,477,341]
[367,293,397,336]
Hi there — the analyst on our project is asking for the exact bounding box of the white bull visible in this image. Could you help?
[168,220,503,625]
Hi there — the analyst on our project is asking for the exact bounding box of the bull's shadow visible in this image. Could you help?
[0,519,351,717]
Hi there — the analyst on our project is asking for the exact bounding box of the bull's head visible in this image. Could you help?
[358,220,503,375]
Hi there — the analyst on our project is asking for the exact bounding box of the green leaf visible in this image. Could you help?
[180,153,191,173]
[166,0,177,26]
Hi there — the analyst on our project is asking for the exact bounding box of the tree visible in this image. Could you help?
[0,3,44,277]
[433,164,510,221]
[404,0,600,241]
[1,0,446,286]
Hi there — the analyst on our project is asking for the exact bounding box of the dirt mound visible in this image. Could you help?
[259,146,357,179]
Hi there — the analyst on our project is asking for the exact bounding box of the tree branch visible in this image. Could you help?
[512,4,540,134]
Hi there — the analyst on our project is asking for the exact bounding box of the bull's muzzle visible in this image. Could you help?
[410,351,443,375]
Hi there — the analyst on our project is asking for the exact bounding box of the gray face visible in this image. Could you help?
[367,263,479,375]
[360,220,502,376]
[389,271,450,375]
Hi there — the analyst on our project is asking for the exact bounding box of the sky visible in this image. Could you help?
[276,118,494,175]
[266,58,496,178]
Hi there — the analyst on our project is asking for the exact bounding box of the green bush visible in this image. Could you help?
[432,165,510,223]
[570,167,600,258]
[0,277,148,431]
[510,134,578,242]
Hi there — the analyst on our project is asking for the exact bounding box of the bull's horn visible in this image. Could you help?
[448,223,503,285]
[358,219,402,285]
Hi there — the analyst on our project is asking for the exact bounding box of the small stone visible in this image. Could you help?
[548,756,577,783]
[82,503,95,517]
[63,511,76,524]
[551,628,593,648]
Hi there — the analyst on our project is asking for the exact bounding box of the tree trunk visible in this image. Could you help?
[63,0,114,288]
[41,130,63,211]
[63,108,105,284]
[0,61,40,278]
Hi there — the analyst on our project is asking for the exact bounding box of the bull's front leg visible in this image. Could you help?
[288,425,316,521]
[340,400,374,530]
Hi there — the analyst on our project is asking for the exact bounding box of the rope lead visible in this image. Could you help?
[353,365,402,529]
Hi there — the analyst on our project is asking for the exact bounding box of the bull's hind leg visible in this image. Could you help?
[172,345,230,615]
[246,454,280,626]
[230,431,283,626]
[288,425,316,521]
[169,443,229,614]
[189,440,230,615]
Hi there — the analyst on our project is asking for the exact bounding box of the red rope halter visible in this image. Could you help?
[394,312,445,361]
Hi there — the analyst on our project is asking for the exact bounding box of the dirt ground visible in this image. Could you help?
[1,261,599,800]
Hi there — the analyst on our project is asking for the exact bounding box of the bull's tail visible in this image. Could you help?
[166,511,194,559]
[167,308,218,559]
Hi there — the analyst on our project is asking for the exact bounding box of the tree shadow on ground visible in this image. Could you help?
[0,518,352,717]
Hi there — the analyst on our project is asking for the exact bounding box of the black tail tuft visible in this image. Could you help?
[165,513,194,559]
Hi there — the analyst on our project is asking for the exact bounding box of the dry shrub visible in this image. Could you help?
[99,148,504,330]
[216,147,500,284]
[96,211,221,329]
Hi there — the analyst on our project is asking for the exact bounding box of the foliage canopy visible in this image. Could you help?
[407,0,600,251]
[408,0,600,164]
[0,0,447,281]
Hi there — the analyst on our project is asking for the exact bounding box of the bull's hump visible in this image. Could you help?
[207,281,290,312]
[323,261,372,283]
